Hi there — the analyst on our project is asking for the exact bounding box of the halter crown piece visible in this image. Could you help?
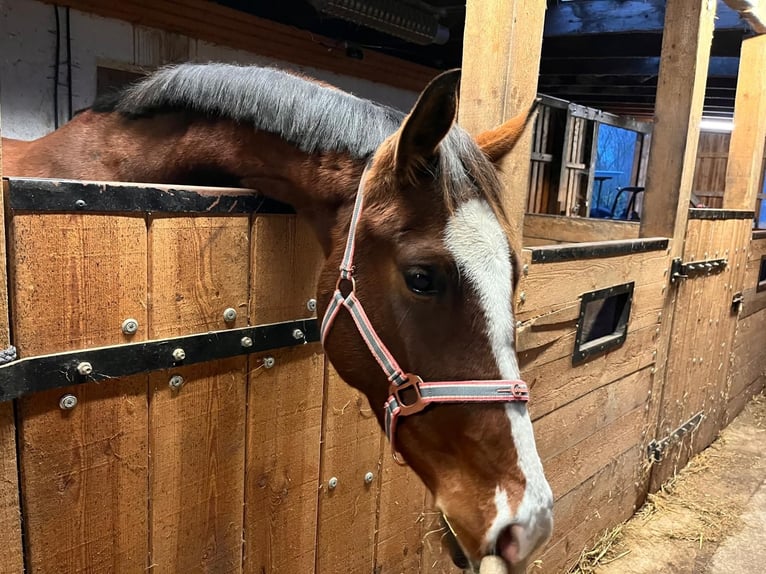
[320,164,530,463]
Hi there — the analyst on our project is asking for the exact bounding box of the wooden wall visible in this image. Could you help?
[515,241,670,572]
[1,206,455,573]
[726,232,766,423]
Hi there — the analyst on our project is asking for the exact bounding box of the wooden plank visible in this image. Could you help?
[12,213,148,572]
[147,216,249,573]
[459,0,547,244]
[42,0,435,92]
[724,35,766,209]
[516,248,668,321]
[523,213,640,244]
[525,325,658,421]
[315,367,380,574]
[536,445,644,574]
[374,441,427,573]
[0,113,23,574]
[723,0,766,33]
[243,345,324,573]
[725,375,765,425]
[534,368,652,462]
[543,406,645,499]
[640,0,717,254]
[244,215,324,573]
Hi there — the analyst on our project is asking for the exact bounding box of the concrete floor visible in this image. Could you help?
[593,393,766,574]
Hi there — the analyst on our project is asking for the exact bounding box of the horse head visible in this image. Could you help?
[319,70,553,571]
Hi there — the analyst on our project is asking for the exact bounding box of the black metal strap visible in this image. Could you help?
[0,318,318,402]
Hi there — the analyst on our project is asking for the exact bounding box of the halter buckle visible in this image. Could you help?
[335,275,356,296]
[390,374,427,416]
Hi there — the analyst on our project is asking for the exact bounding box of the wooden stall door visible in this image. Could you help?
[650,212,752,489]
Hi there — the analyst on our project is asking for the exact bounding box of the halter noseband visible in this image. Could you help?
[320,164,530,462]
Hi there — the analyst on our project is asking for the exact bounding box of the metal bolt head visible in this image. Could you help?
[241,336,253,348]
[74,199,86,209]
[172,348,186,362]
[519,292,526,303]
[59,394,78,410]
[328,477,338,490]
[121,318,139,335]
[76,361,93,376]
[522,264,529,276]
[223,307,237,322]
[292,329,305,340]
[307,299,317,312]
[364,471,374,484]
[263,356,276,369]
[168,375,185,390]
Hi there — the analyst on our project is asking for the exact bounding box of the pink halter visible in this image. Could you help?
[320,164,529,461]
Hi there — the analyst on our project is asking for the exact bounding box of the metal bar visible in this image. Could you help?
[688,208,755,220]
[530,237,669,263]
[4,177,295,215]
[0,318,319,402]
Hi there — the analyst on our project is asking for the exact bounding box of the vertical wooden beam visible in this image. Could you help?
[458,0,547,245]
[0,100,24,574]
[724,35,766,210]
[639,0,716,255]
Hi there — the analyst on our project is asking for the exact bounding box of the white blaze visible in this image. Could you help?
[444,198,553,559]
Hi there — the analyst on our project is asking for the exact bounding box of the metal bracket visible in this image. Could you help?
[0,317,319,402]
[670,257,727,284]
[647,411,705,462]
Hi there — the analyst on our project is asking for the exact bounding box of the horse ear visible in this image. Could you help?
[475,99,540,163]
[395,69,460,178]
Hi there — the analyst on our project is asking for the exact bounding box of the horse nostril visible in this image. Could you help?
[495,524,523,565]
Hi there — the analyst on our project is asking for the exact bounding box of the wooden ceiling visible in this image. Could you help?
[215,0,757,118]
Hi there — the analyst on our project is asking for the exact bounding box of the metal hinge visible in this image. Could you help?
[670,257,727,284]
[647,411,705,462]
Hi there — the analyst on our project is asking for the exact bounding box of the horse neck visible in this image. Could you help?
[6,111,365,254]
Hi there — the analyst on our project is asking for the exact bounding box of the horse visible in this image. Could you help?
[2,63,553,572]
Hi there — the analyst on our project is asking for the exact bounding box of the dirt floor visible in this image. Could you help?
[569,392,766,574]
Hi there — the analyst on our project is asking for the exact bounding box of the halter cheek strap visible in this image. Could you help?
[320,164,530,462]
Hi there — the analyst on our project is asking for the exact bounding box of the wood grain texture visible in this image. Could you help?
[724,35,766,209]
[148,216,249,574]
[41,0,435,91]
[244,214,324,573]
[459,0,547,245]
[374,441,426,574]
[315,366,380,574]
[639,0,716,252]
[12,214,148,572]
[523,213,639,245]
[0,120,23,574]
[243,345,324,574]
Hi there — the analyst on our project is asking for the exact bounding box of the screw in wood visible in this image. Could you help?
[223,308,237,322]
[328,477,338,490]
[307,299,317,312]
[59,394,78,410]
[168,375,185,391]
[364,472,374,484]
[121,318,139,335]
[262,356,276,369]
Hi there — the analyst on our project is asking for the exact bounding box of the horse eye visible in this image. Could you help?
[404,267,439,295]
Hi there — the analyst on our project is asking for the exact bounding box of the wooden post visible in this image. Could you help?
[458,0,547,245]
[0,102,25,574]
[724,34,766,210]
[639,0,716,255]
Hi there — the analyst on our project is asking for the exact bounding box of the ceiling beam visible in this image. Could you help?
[540,56,739,77]
[545,0,748,36]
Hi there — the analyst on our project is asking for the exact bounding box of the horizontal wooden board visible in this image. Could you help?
[526,324,658,421]
[725,375,765,425]
[517,248,669,321]
[543,406,646,500]
[523,214,640,245]
[517,279,664,369]
[536,445,644,574]
[534,368,652,462]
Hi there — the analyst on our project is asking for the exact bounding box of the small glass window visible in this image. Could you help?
[573,282,634,364]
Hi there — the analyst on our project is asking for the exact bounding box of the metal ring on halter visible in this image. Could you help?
[389,374,427,417]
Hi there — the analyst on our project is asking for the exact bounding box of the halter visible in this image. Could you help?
[320,164,530,462]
